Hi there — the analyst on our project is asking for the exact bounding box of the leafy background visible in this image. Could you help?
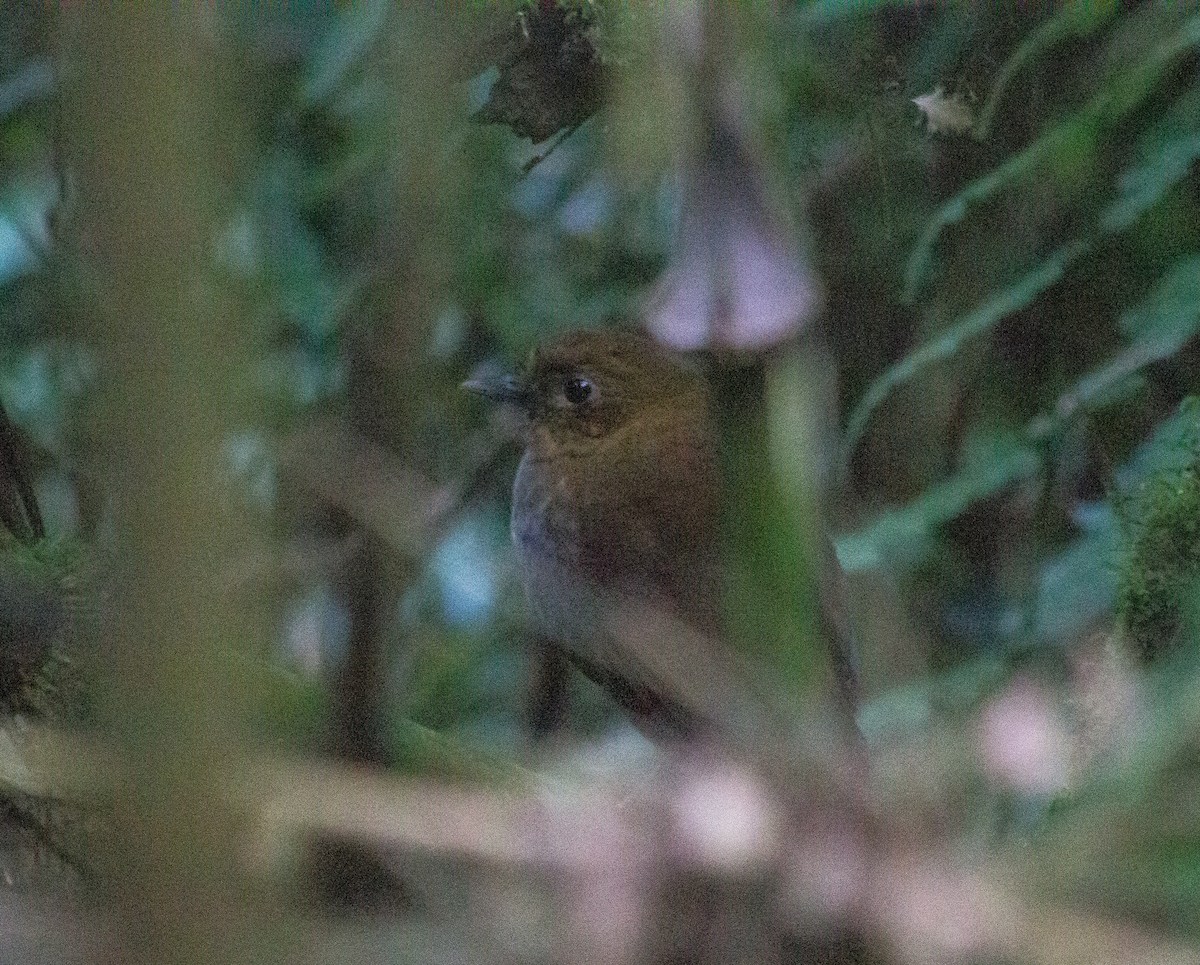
[0,3,1197,964]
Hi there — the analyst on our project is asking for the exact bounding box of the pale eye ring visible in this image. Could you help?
[562,376,594,406]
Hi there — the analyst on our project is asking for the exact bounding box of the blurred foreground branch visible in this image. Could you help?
[65,8,278,965]
[12,720,1200,965]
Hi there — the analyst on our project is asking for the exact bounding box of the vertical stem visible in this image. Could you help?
[65,9,271,965]
[713,360,827,698]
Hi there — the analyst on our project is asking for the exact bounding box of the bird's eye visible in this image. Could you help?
[562,376,594,406]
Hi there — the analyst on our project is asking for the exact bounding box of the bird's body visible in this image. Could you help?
[511,347,719,627]
[503,329,721,732]
[467,327,857,737]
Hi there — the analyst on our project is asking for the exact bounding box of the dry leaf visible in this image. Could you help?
[912,85,975,136]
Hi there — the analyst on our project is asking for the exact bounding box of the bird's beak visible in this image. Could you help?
[461,372,532,409]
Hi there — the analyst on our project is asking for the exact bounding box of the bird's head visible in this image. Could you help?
[464,328,708,449]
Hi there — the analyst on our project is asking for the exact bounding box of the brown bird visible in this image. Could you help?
[466,327,857,738]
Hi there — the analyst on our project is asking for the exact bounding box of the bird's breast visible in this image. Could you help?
[509,420,721,643]
[510,449,604,648]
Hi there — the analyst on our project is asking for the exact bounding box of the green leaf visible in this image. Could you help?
[902,120,1097,302]
[1103,84,1200,233]
[843,390,1200,579]
[301,0,390,107]
[792,0,910,26]
[1118,397,1200,485]
[844,253,1200,576]
[835,434,1040,573]
[847,248,1200,474]
[844,240,1087,467]
[1024,258,1200,442]
[1117,255,1200,344]
[0,57,54,121]
[903,13,1200,302]
[1032,521,1120,644]
[0,178,56,290]
[975,2,1119,140]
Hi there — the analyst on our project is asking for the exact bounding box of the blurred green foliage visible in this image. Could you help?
[0,0,1193,732]
[0,2,1195,957]
[0,0,1192,744]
